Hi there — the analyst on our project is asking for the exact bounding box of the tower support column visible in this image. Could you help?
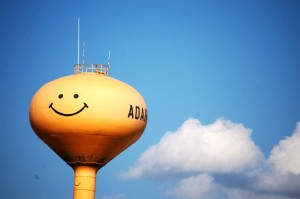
[73,166,97,199]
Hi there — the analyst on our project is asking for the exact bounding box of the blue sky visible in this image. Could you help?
[0,0,300,199]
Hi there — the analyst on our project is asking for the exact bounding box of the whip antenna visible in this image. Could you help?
[107,50,110,67]
[82,42,86,64]
[77,18,80,64]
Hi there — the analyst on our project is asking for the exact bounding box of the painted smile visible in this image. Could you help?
[49,102,89,117]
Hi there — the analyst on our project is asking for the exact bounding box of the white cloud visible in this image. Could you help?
[165,174,216,199]
[165,172,300,199]
[254,171,300,197]
[268,122,300,175]
[118,118,300,199]
[119,118,264,180]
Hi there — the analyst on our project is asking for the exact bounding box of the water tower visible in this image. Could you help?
[29,62,147,199]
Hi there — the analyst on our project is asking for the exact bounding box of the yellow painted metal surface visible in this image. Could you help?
[73,166,97,199]
[29,73,147,169]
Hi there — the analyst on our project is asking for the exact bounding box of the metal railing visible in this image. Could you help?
[74,64,110,76]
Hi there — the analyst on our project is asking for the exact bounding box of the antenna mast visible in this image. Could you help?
[77,18,80,65]
[82,42,86,64]
[107,50,110,67]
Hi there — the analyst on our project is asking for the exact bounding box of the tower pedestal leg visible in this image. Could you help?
[73,166,97,199]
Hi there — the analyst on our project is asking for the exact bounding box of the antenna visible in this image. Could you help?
[77,18,80,65]
[107,49,111,67]
[82,42,86,64]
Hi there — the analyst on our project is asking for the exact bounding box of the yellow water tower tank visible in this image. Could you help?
[29,64,147,199]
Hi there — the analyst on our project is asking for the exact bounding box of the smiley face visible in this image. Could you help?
[49,93,89,117]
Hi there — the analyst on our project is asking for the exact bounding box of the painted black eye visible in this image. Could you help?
[74,94,79,99]
[58,94,63,99]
